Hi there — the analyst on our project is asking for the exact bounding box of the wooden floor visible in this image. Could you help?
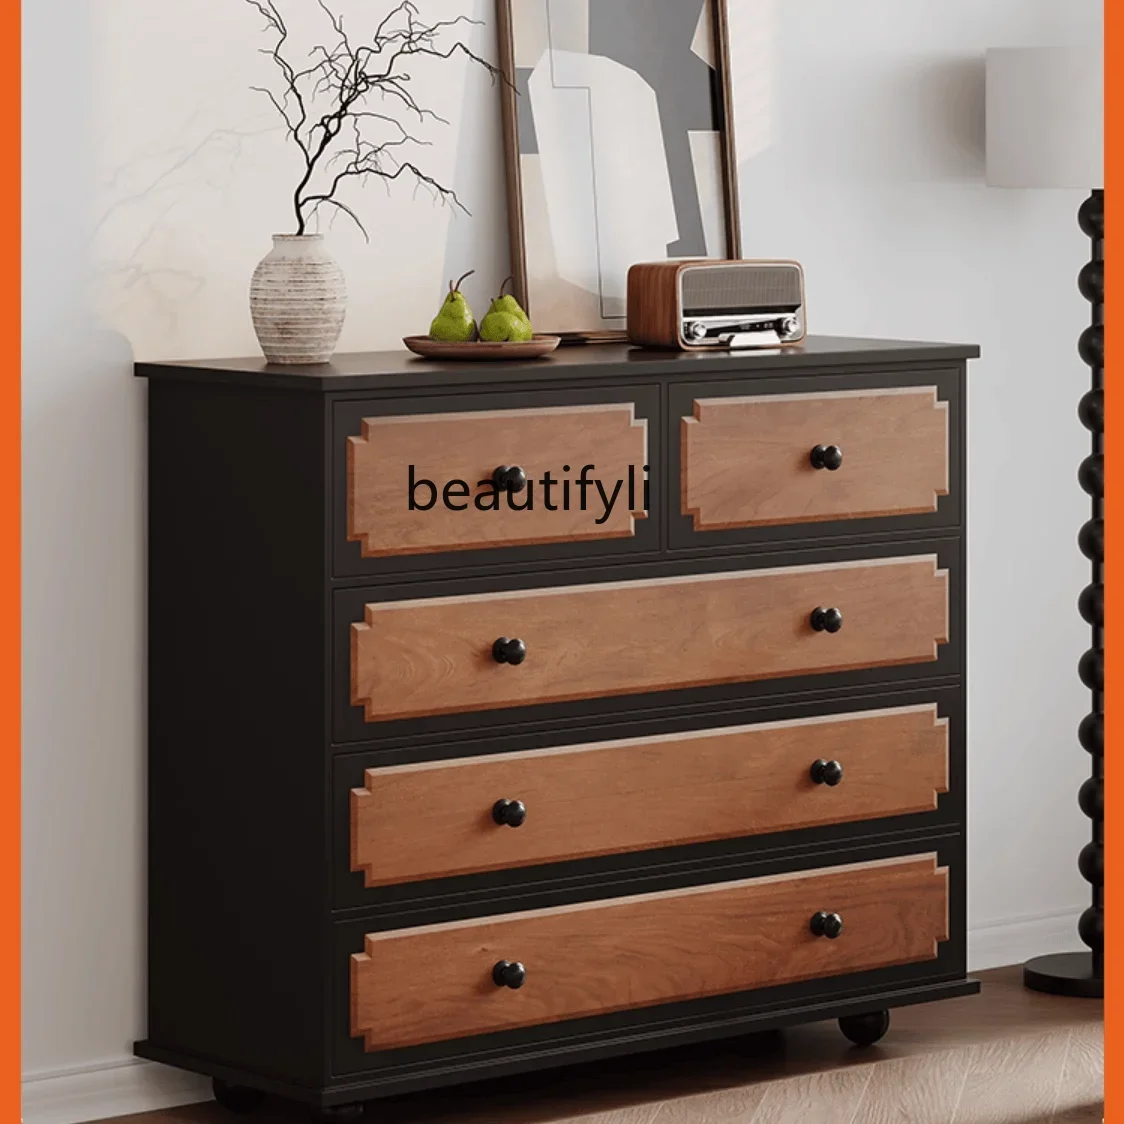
[98,968,1103,1124]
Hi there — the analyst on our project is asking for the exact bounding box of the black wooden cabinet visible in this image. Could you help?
[134,337,978,1120]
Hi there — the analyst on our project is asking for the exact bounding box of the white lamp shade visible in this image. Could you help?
[986,47,1103,189]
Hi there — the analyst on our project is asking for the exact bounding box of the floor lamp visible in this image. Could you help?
[986,46,1104,998]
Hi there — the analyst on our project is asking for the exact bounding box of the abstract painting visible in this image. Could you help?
[497,0,742,339]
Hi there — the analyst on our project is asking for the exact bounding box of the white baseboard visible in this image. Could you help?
[20,911,1090,1124]
[968,907,1088,972]
[21,1057,210,1124]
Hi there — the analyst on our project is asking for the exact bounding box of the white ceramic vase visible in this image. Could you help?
[250,234,347,364]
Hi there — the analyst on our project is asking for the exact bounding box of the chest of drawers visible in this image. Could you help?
[134,337,978,1121]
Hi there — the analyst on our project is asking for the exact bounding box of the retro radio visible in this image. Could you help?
[626,259,806,350]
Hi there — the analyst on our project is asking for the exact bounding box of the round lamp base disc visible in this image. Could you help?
[1024,952,1103,998]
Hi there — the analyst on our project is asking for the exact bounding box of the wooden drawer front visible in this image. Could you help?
[351,853,949,1050]
[350,556,949,723]
[350,705,949,887]
[682,388,949,532]
[347,404,648,557]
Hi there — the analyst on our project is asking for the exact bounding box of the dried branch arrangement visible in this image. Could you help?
[244,0,500,238]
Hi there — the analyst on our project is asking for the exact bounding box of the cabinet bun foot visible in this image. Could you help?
[212,1078,265,1115]
[311,1103,366,1123]
[838,1009,891,1047]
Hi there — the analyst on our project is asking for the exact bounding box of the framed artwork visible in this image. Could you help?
[496,0,743,341]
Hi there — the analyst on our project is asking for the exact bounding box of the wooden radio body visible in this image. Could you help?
[627,259,807,351]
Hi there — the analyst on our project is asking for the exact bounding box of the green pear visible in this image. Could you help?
[429,271,478,342]
[479,310,534,342]
[479,276,534,342]
[490,276,531,322]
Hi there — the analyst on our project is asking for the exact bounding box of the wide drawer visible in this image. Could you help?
[349,704,949,887]
[349,852,949,1051]
[334,390,658,575]
[348,554,949,724]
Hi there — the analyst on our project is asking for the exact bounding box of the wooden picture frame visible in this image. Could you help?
[496,0,743,342]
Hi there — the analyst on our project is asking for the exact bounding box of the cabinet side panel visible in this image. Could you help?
[145,380,328,1085]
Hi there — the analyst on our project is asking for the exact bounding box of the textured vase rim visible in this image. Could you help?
[272,233,325,241]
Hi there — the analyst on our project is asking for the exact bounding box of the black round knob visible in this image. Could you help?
[1078,583,1104,626]
[1079,325,1104,369]
[810,607,844,634]
[493,465,528,493]
[810,759,844,786]
[1078,259,1105,304]
[492,960,526,989]
[811,445,844,471]
[492,799,527,827]
[1078,454,1104,498]
[1079,712,1104,755]
[1079,648,1104,691]
[1078,388,1104,433]
[1078,776,1103,819]
[810,911,844,939]
[492,637,527,665]
[1079,518,1104,562]
[1078,191,1104,239]
[1078,841,1103,886]
[1078,905,1103,952]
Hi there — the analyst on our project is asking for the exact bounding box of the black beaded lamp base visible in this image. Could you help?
[1023,188,1104,1000]
[1024,952,1103,998]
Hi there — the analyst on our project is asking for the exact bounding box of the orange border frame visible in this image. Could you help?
[1107,4,1117,1121]
[0,9,1113,1124]
[5,0,18,1115]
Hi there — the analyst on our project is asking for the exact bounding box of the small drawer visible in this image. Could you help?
[349,853,949,1051]
[682,387,948,532]
[334,390,659,576]
[349,705,949,887]
[667,371,962,553]
[347,554,949,724]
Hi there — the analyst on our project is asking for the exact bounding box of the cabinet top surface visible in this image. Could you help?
[135,335,979,392]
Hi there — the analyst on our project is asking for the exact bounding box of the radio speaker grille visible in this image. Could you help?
[681,264,803,313]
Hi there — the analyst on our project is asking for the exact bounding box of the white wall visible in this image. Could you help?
[22,0,1103,1120]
